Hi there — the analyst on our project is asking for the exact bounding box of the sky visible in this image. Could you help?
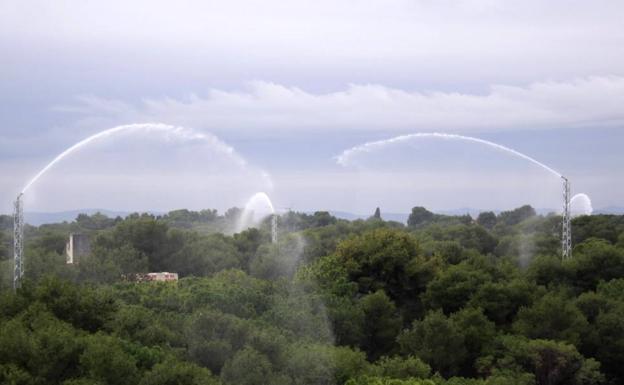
[1,0,623,215]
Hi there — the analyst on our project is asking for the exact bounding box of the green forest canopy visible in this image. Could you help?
[1,205,624,385]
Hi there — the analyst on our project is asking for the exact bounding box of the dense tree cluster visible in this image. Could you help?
[0,206,623,385]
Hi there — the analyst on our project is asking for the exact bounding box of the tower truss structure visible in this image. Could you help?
[13,193,24,289]
[271,214,278,244]
[561,177,572,259]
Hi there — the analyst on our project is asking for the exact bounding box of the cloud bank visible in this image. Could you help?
[59,76,624,135]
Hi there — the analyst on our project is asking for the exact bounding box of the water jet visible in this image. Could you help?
[236,192,278,243]
[336,132,588,260]
[13,123,262,288]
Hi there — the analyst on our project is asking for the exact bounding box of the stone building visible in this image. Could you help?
[66,233,91,264]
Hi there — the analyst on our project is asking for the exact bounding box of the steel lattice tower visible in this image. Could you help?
[13,193,24,289]
[561,177,572,259]
[271,214,278,244]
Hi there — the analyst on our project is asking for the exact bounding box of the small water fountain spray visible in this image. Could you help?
[237,192,278,243]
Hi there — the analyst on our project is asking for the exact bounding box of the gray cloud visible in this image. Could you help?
[56,77,624,135]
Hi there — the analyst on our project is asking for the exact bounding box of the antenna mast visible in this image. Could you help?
[13,193,24,289]
[271,214,278,244]
[561,177,572,259]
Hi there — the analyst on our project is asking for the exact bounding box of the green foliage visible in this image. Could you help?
[425,225,497,255]
[450,307,496,374]
[526,254,567,287]
[0,231,8,260]
[76,212,119,231]
[408,207,472,230]
[572,215,624,245]
[408,207,435,228]
[185,308,249,372]
[589,304,624,381]
[281,343,369,385]
[97,214,181,272]
[22,276,117,332]
[478,335,604,385]
[0,304,83,383]
[262,285,334,343]
[497,205,536,227]
[0,207,623,385]
[398,310,467,377]
[30,231,67,255]
[430,241,473,265]
[0,363,35,385]
[77,244,148,283]
[309,211,339,227]
[513,291,589,346]
[185,269,272,318]
[476,212,497,230]
[220,346,274,385]
[234,228,267,267]
[107,304,176,346]
[140,359,218,385]
[80,333,140,385]
[345,377,437,385]
[299,255,364,345]
[161,209,218,228]
[617,232,624,248]
[566,238,624,291]
[250,234,304,280]
[24,249,73,282]
[371,355,431,379]
[336,228,425,304]
[469,279,538,325]
[359,290,402,359]
[0,215,12,231]
[422,262,490,314]
[577,280,624,381]
[169,232,241,277]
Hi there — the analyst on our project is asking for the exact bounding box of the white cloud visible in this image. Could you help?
[58,76,624,135]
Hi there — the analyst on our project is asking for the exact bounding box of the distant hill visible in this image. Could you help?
[594,206,624,215]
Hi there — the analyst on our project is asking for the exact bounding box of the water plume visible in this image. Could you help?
[236,192,276,234]
[571,193,593,216]
[21,123,247,194]
[336,132,562,178]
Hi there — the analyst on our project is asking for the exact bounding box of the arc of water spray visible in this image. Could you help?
[570,193,593,215]
[335,132,562,178]
[21,123,247,193]
[14,123,274,289]
[237,192,278,243]
[336,132,584,259]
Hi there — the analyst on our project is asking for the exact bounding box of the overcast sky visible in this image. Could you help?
[1,0,623,215]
